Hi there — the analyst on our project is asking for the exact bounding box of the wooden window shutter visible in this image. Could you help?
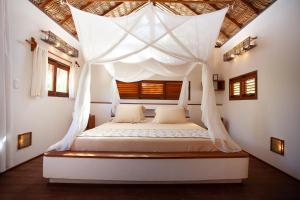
[233,81,241,96]
[116,80,185,100]
[242,71,257,99]
[229,79,241,100]
[116,81,139,99]
[140,81,164,99]
[165,81,182,100]
[229,70,257,100]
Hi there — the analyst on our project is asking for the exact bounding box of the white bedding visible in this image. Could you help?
[78,118,209,139]
[71,119,218,152]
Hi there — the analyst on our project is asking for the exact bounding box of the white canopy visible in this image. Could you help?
[49,3,241,152]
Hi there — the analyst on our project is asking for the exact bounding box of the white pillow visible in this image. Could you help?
[153,106,187,124]
[113,104,145,123]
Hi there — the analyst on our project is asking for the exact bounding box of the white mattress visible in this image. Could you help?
[71,119,219,152]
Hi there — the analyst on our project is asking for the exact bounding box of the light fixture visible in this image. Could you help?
[18,132,32,150]
[223,36,257,62]
[270,137,284,156]
[41,30,79,57]
[55,42,60,47]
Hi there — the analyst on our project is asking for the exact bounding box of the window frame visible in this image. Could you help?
[117,80,184,100]
[229,70,257,100]
[48,58,70,98]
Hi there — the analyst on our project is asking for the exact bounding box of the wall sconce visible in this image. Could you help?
[18,132,32,150]
[223,36,257,62]
[41,30,79,58]
[270,137,284,156]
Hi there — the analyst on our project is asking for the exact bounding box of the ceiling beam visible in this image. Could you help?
[240,0,259,14]
[126,3,147,15]
[72,2,123,36]
[157,3,182,15]
[182,3,229,38]
[39,0,53,9]
[208,3,242,28]
[60,2,94,25]
[82,0,233,4]
[102,2,124,16]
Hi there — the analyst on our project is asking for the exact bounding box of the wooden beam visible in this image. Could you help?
[219,30,229,39]
[157,3,181,15]
[182,3,229,38]
[240,0,259,14]
[225,13,242,28]
[82,0,233,4]
[60,2,94,25]
[209,3,242,28]
[182,3,198,14]
[102,2,123,16]
[72,2,124,36]
[126,3,147,15]
[39,0,53,9]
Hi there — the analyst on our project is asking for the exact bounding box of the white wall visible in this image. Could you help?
[7,0,81,168]
[220,0,300,179]
[90,49,224,127]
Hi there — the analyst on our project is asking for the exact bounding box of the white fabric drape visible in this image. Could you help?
[0,0,12,172]
[30,45,48,97]
[70,4,226,64]
[69,62,79,99]
[201,64,241,152]
[49,3,241,152]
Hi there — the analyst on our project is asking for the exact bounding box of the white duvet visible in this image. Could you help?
[79,118,210,139]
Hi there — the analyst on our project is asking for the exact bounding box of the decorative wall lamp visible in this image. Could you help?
[223,36,257,62]
[270,137,284,156]
[18,132,32,150]
[41,30,79,58]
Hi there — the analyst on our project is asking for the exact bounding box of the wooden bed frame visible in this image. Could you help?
[43,150,249,184]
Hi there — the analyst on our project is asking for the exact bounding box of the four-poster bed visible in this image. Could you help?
[43,2,249,183]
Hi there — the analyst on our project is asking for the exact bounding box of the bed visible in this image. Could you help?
[71,118,219,152]
[43,117,249,184]
[42,4,250,184]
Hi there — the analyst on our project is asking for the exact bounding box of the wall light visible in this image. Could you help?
[55,42,60,47]
[223,36,257,62]
[270,137,284,156]
[18,132,32,150]
[41,30,79,57]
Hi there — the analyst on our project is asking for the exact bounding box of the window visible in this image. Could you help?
[229,71,257,100]
[117,80,183,100]
[47,58,70,97]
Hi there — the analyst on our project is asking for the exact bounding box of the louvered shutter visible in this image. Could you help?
[165,81,182,100]
[116,81,139,99]
[117,80,185,100]
[245,77,256,96]
[140,81,164,99]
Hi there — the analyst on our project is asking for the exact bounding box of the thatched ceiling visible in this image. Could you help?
[29,0,276,47]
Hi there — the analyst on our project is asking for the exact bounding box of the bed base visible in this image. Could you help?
[49,178,243,184]
[43,151,249,184]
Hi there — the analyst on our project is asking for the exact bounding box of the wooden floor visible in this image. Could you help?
[0,156,299,200]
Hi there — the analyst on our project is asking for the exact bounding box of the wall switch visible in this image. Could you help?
[13,79,20,89]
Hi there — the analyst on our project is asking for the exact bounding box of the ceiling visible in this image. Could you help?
[29,0,276,47]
